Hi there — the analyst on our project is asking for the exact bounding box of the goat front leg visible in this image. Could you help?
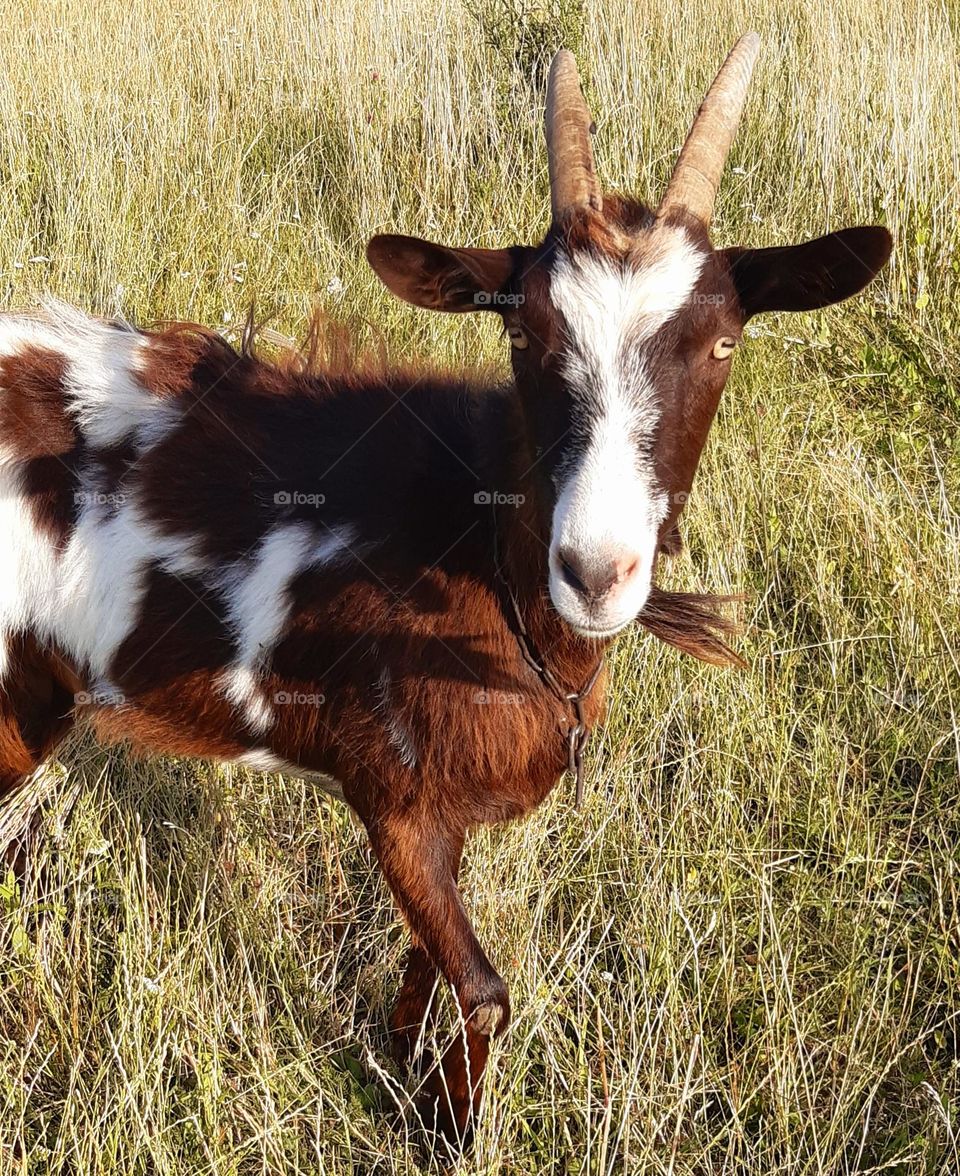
[367,810,507,1145]
[390,938,438,1070]
[389,828,464,1070]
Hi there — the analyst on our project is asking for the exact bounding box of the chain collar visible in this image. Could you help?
[491,503,604,807]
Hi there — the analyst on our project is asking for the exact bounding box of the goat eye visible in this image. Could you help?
[507,326,529,351]
[712,336,738,360]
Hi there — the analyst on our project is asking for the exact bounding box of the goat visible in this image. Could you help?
[0,34,890,1145]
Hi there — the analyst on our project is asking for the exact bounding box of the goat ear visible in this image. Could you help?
[366,234,515,313]
[722,227,892,321]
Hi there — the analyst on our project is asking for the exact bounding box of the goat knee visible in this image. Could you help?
[472,999,506,1037]
[461,973,510,1037]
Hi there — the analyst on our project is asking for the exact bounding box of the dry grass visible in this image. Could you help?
[0,1,957,1172]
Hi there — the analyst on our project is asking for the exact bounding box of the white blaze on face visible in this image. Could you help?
[547,225,705,636]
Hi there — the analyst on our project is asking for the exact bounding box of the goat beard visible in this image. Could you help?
[638,587,747,669]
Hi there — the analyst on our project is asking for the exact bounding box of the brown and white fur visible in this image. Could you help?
[0,44,891,1146]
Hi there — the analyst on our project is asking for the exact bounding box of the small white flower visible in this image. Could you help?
[326,275,345,299]
[143,977,161,994]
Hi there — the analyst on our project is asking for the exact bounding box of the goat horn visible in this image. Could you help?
[658,33,760,227]
[545,49,602,222]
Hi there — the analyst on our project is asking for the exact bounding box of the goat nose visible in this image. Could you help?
[557,547,639,602]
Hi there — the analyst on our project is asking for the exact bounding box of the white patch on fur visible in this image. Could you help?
[547,225,705,635]
[219,524,356,733]
[0,316,66,364]
[0,478,207,685]
[0,306,206,684]
[0,460,61,681]
[373,666,417,769]
[235,749,346,802]
[0,302,368,795]
[223,666,275,734]
[58,498,209,680]
[42,299,179,449]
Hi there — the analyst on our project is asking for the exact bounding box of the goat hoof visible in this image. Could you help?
[413,1093,471,1155]
[391,1030,433,1076]
[390,1023,415,1065]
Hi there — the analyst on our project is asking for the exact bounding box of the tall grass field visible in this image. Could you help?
[0,0,958,1172]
